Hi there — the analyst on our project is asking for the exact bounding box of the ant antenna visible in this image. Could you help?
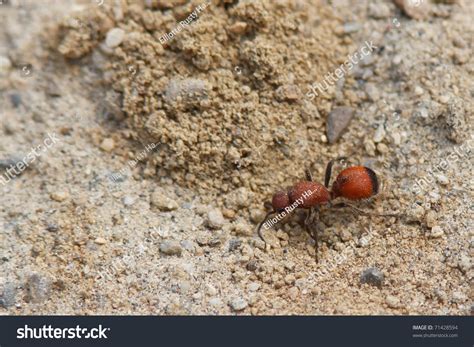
[324,156,348,188]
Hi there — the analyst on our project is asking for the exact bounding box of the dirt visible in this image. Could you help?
[0,0,472,315]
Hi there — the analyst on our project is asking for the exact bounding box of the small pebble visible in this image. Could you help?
[246,260,258,272]
[25,274,51,303]
[385,295,400,309]
[105,28,125,48]
[430,225,444,238]
[100,138,115,152]
[394,0,429,20]
[233,222,252,236]
[122,195,135,206]
[414,86,424,96]
[340,229,352,242]
[150,191,179,211]
[228,21,248,34]
[229,297,248,311]
[165,78,208,102]
[248,283,261,292]
[343,22,361,34]
[0,283,17,308]
[228,239,242,252]
[207,208,225,229]
[94,237,107,245]
[425,211,437,228]
[288,287,299,300]
[9,93,22,108]
[160,240,182,256]
[368,3,391,18]
[275,85,301,102]
[326,107,354,144]
[50,191,69,202]
[457,254,470,274]
[360,267,384,288]
[0,55,12,73]
[391,132,401,145]
[209,297,223,307]
[0,156,23,171]
[436,174,449,185]
[373,124,386,143]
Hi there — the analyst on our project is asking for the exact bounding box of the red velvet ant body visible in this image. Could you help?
[257,158,393,261]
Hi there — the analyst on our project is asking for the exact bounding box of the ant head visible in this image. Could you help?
[271,190,290,212]
[331,166,379,200]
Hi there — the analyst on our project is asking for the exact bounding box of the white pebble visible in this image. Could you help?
[105,28,125,48]
[0,56,12,73]
[373,124,386,143]
[414,86,424,96]
[430,226,444,238]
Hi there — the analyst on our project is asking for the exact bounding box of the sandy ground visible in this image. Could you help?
[0,0,472,315]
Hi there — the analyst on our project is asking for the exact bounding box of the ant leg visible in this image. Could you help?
[324,157,348,188]
[256,211,277,245]
[312,208,320,263]
[304,207,320,262]
[331,202,401,218]
[305,168,313,182]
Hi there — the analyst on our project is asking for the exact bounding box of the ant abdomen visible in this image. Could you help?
[331,166,379,200]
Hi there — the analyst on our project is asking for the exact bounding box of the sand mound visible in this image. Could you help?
[55,0,350,202]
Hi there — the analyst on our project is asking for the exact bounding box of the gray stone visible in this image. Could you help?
[0,283,17,308]
[229,297,248,311]
[246,260,258,272]
[207,208,225,229]
[25,274,51,303]
[159,240,182,256]
[326,107,354,144]
[0,156,24,171]
[228,239,242,252]
[360,267,384,288]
